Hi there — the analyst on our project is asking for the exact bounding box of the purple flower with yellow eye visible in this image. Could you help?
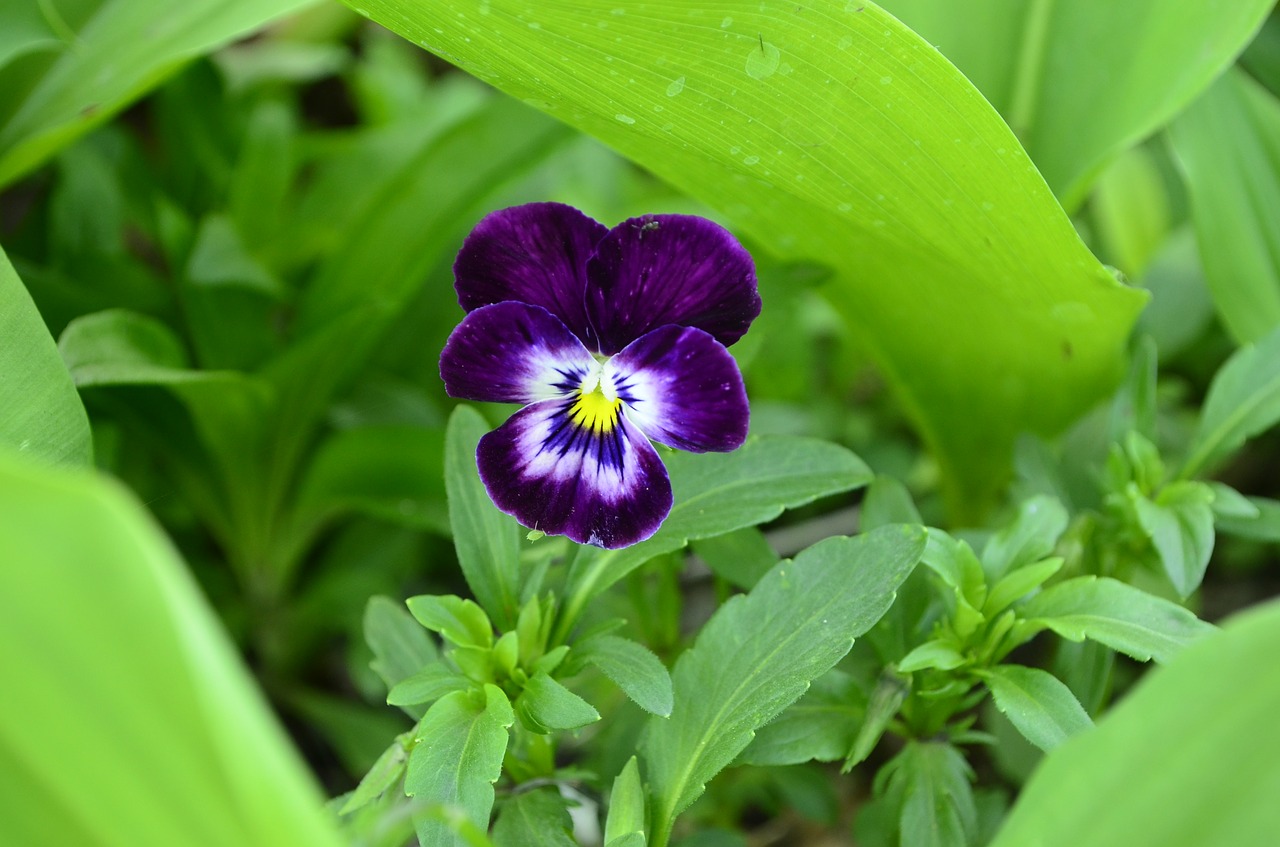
[439,202,760,549]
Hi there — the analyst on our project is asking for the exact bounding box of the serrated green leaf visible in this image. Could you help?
[884,0,1273,207]
[990,599,1280,847]
[348,0,1145,518]
[1169,69,1280,345]
[983,558,1064,618]
[446,406,522,630]
[1019,576,1215,663]
[516,672,601,733]
[407,595,494,650]
[558,436,873,641]
[388,665,470,708]
[340,735,409,815]
[492,787,577,847]
[1180,324,1280,479]
[743,669,865,767]
[644,525,926,845]
[576,635,673,717]
[0,0,317,186]
[603,757,646,845]
[406,686,513,847]
[1131,481,1216,598]
[981,495,1069,581]
[0,245,90,466]
[979,665,1092,753]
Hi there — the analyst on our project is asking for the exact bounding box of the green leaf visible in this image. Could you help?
[1181,324,1280,479]
[366,594,440,718]
[921,530,987,612]
[0,244,90,466]
[846,668,912,771]
[515,672,601,733]
[1169,69,1280,344]
[860,475,922,532]
[0,449,342,847]
[350,0,1146,516]
[1131,481,1216,598]
[981,495,1068,581]
[742,669,865,767]
[407,595,494,649]
[1091,146,1173,279]
[406,686,513,846]
[388,665,470,708]
[0,0,317,186]
[691,527,779,591]
[979,665,1092,752]
[644,525,926,845]
[603,757,647,845]
[1018,576,1216,663]
[898,640,968,674]
[989,599,1280,847]
[882,741,977,847]
[559,436,873,639]
[492,787,577,847]
[576,635,674,717]
[883,0,1273,206]
[983,557,1064,618]
[340,734,409,815]
[1216,496,1280,542]
[446,406,522,630]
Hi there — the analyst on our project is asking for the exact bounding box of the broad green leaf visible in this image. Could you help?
[1169,69,1280,344]
[492,787,577,847]
[366,594,440,718]
[883,741,977,847]
[691,527,778,591]
[603,757,646,846]
[883,0,1272,206]
[644,525,926,846]
[921,529,987,611]
[388,666,470,708]
[340,734,409,815]
[576,635,674,717]
[979,665,1092,752]
[0,449,342,847]
[1091,146,1173,279]
[742,669,865,767]
[1181,317,1280,482]
[981,495,1068,581]
[446,406,522,629]
[990,599,1280,847]
[407,595,494,650]
[351,0,1146,516]
[558,436,872,639]
[860,475,922,532]
[0,0,317,186]
[1019,576,1215,663]
[406,686,513,847]
[0,244,90,466]
[1131,481,1216,598]
[515,672,601,733]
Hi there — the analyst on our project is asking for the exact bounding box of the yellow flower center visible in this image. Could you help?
[569,366,622,434]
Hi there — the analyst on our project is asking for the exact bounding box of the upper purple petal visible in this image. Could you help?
[584,214,761,355]
[608,325,749,453]
[477,399,673,548]
[453,202,608,344]
[439,302,596,404]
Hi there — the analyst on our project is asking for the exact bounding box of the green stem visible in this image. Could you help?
[1007,0,1054,141]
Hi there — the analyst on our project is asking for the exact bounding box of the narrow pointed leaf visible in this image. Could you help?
[516,672,601,733]
[576,635,674,717]
[348,0,1145,515]
[603,757,646,845]
[366,595,440,718]
[979,665,1093,752]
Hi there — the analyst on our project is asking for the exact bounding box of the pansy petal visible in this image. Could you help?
[454,202,607,343]
[440,302,597,404]
[608,325,749,453]
[585,214,761,354]
[477,399,673,548]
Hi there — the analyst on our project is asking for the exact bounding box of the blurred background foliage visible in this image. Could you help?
[2,1,1280,845]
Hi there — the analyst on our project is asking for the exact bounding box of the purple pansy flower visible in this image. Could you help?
[439,202,760,549]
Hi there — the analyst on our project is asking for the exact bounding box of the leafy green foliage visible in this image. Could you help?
[573,634,674,717]
[492,787,577,847]
[0,245,90,466]
[604,757,647,846]
[990,600,1280,847]
[644,526,927,845]
[348,0,1146,515]
[977,665,1092,753]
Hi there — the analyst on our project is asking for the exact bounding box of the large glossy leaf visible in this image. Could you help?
[0,0,317,186]
[0,449,342,847]
[883,0,1272,207]
[643,525,926,846]
[990,599,1280,847]
[350,0,1146,516]
[0,244,90,466]
[1169,69,1280,344]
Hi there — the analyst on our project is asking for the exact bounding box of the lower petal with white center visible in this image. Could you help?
[476,398,673,549]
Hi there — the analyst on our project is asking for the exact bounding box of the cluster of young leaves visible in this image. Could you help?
[338,405,927,847]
